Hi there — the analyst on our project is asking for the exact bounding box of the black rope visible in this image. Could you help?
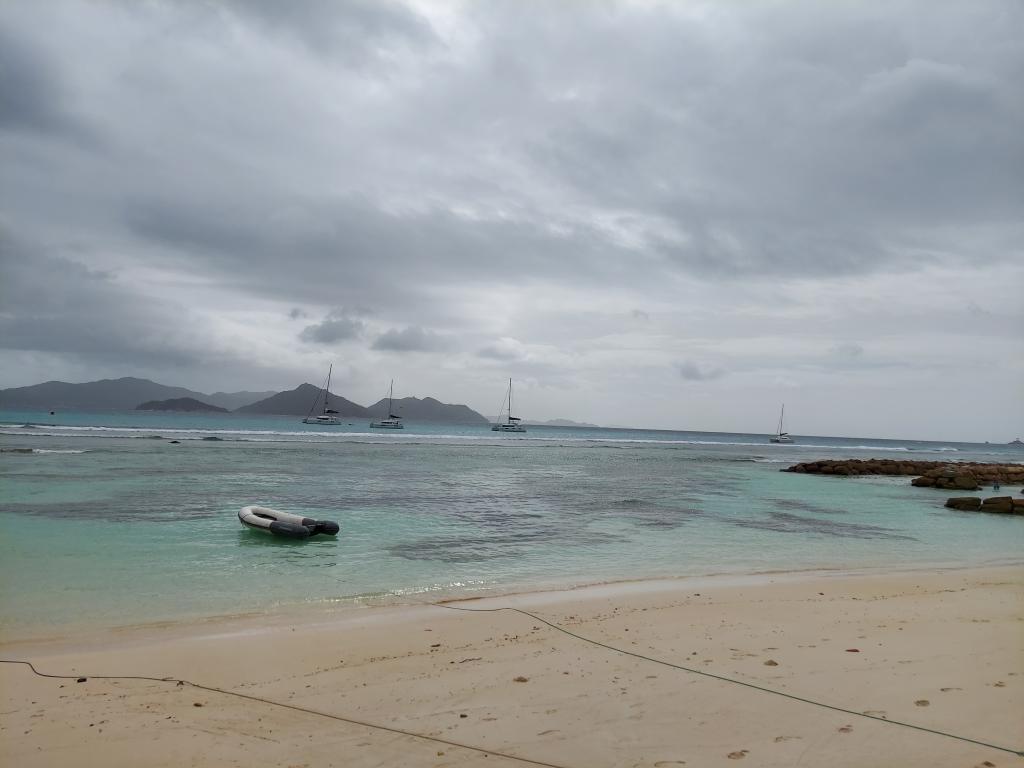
[4,605,1021,761]
[433,603,1024,758]
[0,659,572,768]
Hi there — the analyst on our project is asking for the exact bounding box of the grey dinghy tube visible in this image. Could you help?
[238,506,340,539]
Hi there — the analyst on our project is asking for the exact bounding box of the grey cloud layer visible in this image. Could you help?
[223,0,437,61]
[299,309,365,344]
[373,326,451,353]
[0,232,210,369]
[0,0,1020,436]
[5,1,1018,296]
[676,361,725,382]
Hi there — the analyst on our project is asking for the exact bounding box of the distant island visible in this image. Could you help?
[236,384,368,418]
[0,377,274,412]
[366,396,489,425]
[237,386,489,424]
[526,418,600,428]
[0,377,491,425]
[136,397,228,413]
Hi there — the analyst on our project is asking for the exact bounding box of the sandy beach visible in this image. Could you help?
[2,565,1021,767]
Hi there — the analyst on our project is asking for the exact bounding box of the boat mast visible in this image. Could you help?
[325,364,332,413]
[508,378,513,424]
[777,404,785,435]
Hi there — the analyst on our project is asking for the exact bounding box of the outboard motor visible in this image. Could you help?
[312,520,340,536]
[268,520,313,539]
[298,516,340,537]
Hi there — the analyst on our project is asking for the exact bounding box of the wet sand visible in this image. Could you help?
[1,565,1021,767]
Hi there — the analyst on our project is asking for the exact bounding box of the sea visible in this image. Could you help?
[1,410,1022,639]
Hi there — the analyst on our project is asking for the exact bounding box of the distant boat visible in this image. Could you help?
[491,378,527,433]
[370,379,404,429]
[769,404,793,443]
[302,365,342,425]
[1010,437,1024,446]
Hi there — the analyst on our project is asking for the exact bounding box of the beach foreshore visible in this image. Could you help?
[2,565,1021,767]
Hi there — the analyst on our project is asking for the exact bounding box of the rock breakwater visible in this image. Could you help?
[782,459,1024,491]
[944,496,1024,514]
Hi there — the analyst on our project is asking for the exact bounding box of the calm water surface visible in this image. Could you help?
[2,410,1021,636]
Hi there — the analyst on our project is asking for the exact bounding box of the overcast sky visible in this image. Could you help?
[1,0,1021,441]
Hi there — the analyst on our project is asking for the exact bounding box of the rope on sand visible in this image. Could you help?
[4,603,1022,761]
[0,658,572,768]
[434,603,1024,758]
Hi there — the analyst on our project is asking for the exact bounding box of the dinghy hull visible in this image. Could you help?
[238,506,340,538]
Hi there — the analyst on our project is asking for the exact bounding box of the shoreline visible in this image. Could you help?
[1,563,1020,767]
[4,555,1023,650]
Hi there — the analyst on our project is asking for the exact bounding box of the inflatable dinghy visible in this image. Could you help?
[238,506,340,539]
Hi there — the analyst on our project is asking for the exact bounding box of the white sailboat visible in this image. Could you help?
[302,364,342,425]
[491,378,526,433]
[769,404,793,443]
[370,379,404,429]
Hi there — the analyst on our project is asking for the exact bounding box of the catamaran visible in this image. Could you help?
[769,404,793,443]
[491,378,526,432]
[302,364,342,425]
[370,379,404,429]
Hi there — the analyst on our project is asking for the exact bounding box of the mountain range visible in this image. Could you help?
[366,396,489,425]
[235,384,368,417]
[136,397,230,413]
[525,418,600,428]
[0,377,491,424]
[0,377,274,412]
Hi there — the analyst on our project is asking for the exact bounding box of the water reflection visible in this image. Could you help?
[235,529,341,565]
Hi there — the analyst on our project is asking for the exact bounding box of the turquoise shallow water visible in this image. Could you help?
[1,410,1022,637]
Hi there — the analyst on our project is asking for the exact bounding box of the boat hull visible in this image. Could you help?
[303,416,342,425]
[491,424,527,432]
[238,506,340,539]
[370,421,404,429]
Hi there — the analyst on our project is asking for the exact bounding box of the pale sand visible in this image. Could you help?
[1,565,1022,767]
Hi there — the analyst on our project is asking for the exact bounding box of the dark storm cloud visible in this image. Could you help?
[676,361,725,382]
[0,232,208,368]
[372,326,451,353]
[0,24,86,140]
[5,0,1019,314]
[464,1,1024,276]
[222,0,436,61]
[299,309,364,344]
[123,192,643,315]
